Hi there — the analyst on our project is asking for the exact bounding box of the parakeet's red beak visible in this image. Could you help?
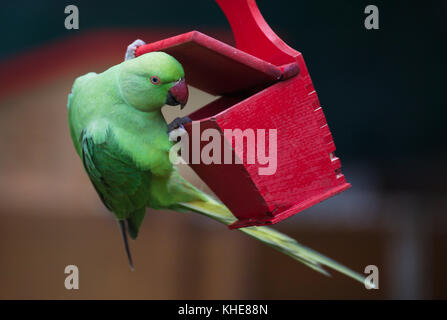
[166,79,188,109]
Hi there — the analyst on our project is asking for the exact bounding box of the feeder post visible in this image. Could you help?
[215,0,299,66]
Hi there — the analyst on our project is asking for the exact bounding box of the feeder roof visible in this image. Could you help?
[135,31,282,96]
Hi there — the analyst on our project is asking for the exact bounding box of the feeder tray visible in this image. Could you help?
[135,0,351,229]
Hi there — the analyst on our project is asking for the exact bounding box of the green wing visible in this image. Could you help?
[80,128,151,239]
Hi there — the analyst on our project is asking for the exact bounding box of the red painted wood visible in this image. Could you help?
[216,66,350,228]
[135,31,282,95]
[184,63,350,228]
[182,117,272,221]
[215,0,300,66]
[134,0,350,228]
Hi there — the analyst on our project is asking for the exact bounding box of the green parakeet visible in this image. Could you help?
[67,41,365,284]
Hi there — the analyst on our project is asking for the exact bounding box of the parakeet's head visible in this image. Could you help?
[118,52,188,112]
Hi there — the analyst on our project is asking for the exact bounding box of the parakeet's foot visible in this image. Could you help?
[124,39,146,61]
[167,117,192,142]
[167,116,192,134]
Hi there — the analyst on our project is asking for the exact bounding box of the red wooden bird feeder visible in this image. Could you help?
[135,0,351,229]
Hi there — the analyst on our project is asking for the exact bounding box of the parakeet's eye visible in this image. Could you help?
[150,76,161,85]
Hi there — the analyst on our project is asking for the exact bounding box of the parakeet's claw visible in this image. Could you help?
[167,117,191,142]
[167,116,192,134]
[124,39,146,61]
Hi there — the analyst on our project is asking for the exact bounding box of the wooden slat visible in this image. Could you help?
[135,31,282,95]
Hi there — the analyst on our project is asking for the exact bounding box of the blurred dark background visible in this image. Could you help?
[0,0,445,299]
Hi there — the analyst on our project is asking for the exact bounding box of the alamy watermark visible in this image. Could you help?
[364,265,379,289]
[64,5,79,30]
[364,5,379,30]
[64,264,79,290]
[169,121,278,176]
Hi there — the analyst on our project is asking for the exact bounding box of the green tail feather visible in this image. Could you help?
[178,196,366,285]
